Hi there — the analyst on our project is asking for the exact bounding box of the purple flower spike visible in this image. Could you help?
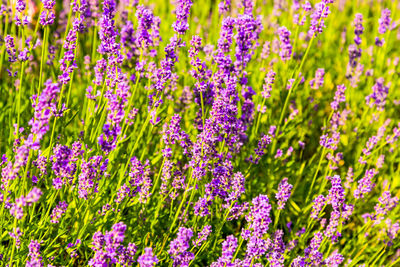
[276,177,293,210]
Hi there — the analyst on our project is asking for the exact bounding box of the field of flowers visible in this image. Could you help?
[0,0,400,266]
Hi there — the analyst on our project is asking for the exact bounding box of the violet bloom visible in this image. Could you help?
[378,8,391,34]
[326,175,344,210]
[324,251,344,267]
[51,144,79,189]
[310,195,326,219]
[172,0,193,35]
[218,0,231,14]
[16,0,26,12]
[375,9,392,46]
[244,194,272,238]
[353,13,364,45]
[58,17,84,84]
[137,247,159,267]
[310,68,325,89]
[234,14,262,74]
[276,177,293,209]
[50,201,68,223]
[330,84,346,111]
[266,230,285,265]
[89,222,137,266]
[169,227,194,266]
[374,191,398,216]
[365,77,389,110]
[308,0,332,36]
[39,0,56,26]
[135,5,156,48]
[115,157,152,204]
[262,70,276,98]
[193,225,212,247]
[9,227,23,249]
[78,156,108,199]
[278,26,292,61]
[292,232,324,266]
[211,235,237,266]
[249,134,272,164]
[4,35,17,62]
[348,44,361,68]
[26,240,43,267]
[354,169,378,199]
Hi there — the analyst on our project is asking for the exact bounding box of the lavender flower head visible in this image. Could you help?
[278,26,292,61]
[138,247,159,267]
[172,0,193,34]
[365,77,389,110]
[245,194,272,238]
[168,227,194,266]
[276,177,293,209]
[353,13,364,45]
[378,8,391,34]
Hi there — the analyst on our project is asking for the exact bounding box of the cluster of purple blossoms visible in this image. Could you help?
[149,2,192,112]
[354,168,378,199]
[353,13,364,45]
[15,0,28,26]
[98,75,130,152]
[169,227,195,266]
[89,222,137,266]
[26,240,43,267]
[59,17,85,84]
[78,155,108,199]
[218,0,231,14]
[51,142,82,189]
[9,227,23,249]
[310,195,326,219]
[308,0,333,36]
[40,0,56,26]
[10,187,42,219]
[172,0,193,34]
[324,251,344,266]
[348,44,362,69]
[98,0,119,55]
[240,195,272,261]
[137,247,159,267]
[278,26,292,61]
[5,35,17,63]
[330,84,346,111]
[96,0,133,153]
[244,195,272,237]
[266,229,286,266]
[1,79,59,188]
[276,177,293,209]
[188,35,213,129]
[310,68,325,89]
[193,225,212,247]
[50,201,68,223]
[261,70,276,99]
[375,8,392,46]
[116,157,152,204]
[374,190,399,217]
[248,134,272,164]
[135,5,158,49]
[378,8,392,34]
[324,175,346,240]
[211,235,237,266]
[319,130,340,150]
[234,14,262,75]
[365,77,389,110]
[292,232,324,266]
[359,119,390,164]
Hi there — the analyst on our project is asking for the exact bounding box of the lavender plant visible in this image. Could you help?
[0,0,399,266]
